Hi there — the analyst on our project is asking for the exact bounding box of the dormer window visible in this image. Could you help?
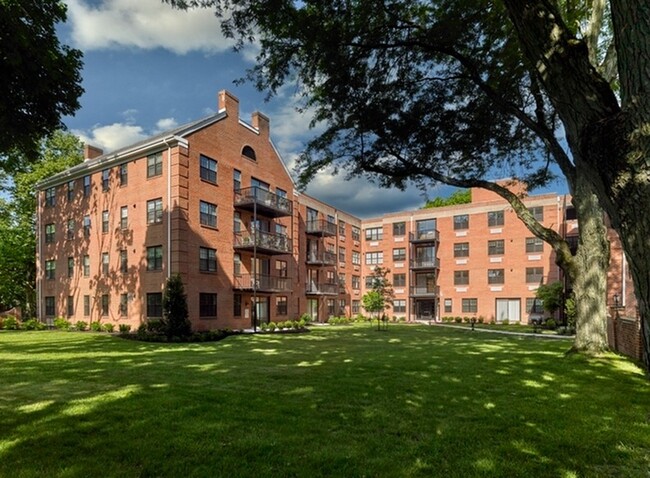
[242,146,256,161]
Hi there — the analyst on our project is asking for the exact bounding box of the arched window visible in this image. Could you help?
[242,145,256,161]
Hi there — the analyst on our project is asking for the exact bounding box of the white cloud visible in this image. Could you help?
[65,0,234,54]
[73,123,147,152]
[153,117,179,134]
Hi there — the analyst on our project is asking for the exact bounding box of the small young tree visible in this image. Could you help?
[535,281,564,318]
[162,274,191,338]
[362,267,395,327]
[362,290,385,321]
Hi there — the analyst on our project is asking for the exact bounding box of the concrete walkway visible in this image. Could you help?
[418,321,575,340]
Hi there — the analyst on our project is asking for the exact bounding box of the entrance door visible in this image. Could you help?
[307,299,319,322]
[254,297,269,326]
[417,300,435,320]
[496,299,521,323]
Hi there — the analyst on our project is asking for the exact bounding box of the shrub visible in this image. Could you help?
[90,321,102,332]
[118,324,131,333]
[260,322,268,332]
[478,316,485,324]
[2,316,20,330]
[22,319,46,330]
[54,317,71,330]
[162,274,191,338]
[501,319,510,325]
[75,321,88,331]
[545,318,557,329]
[463,317,471,323]
[102,323,115,333]
[454,317,462,323]
[300,313,312,324]
[298,319,306,329]
[146,320,166,334]
[268,322,277,331]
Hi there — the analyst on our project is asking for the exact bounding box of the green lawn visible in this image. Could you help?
[1,325,648,477]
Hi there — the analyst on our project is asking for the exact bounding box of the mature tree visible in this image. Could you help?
[0,1,83,167]
[168,1,650,364]
[162,274,192,338]
[0,131,83,316]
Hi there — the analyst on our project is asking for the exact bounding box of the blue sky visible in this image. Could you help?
[59,0,565,218]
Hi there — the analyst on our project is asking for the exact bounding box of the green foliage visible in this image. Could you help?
[545,318,557,329]
[0,2,83,163]
[565,297,577,327]
[361,290,385,319]
[423,189,471,208]
[74,321,88,331]
[118,324,131,333]
[102,323,115,333]
[535,281,564,315]
[22,319,45,331]
[2,316,19,330]
[89,321,102,332]
[53,317,71,330]
[162,274,191,338]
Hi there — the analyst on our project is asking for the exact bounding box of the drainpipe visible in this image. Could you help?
[37,191,42,321]
[163,139,172,279]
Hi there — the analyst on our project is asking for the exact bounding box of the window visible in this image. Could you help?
[120,206,128,229]
[526,267,544,283]
[526,237,544,253]
[454,270,469,285]
[242,145,256,161]
[147,152,163,177]
[352,251,361,265]
[277,188,287,198]
[234,294,242,316]
[454,214,469,230]
[102,252,109,275]
[393,248,406,262]
[416,219,436,240]
[147,198,163,224]
[45,297,55,316]
[276,296,288,316]
[528,206,543,221]
[67,296,74,317]
[45,223,55,243]
[67,219,75,240]
[200,155,218,183]
[147,293,163,317]
[488,210,504,227]
[199,201,217,227]
[326,270,336,284]
[102,210,109,233]
[393,273,406,287]
[352,276,361,290]
[119,163,128,186]
[339,247,346,263]
[102,169,110,191]
[83,215,91,236]
[365,252,383,265]
[488,268,505,284]
[462,298,478,313]
[393,221,406,236]
[444,298,452,313]
[45,187,56,207]
[120,293,128,316]
[101,294,109,316]
[565,206,577,220]
[233,253,241,276]
[83,175,91,196]
[233,169,241,191]
[45,260,56,280]
[67,180,75,201]
[199,293,218,317]
[83,295,90,316]
[83,255,90,277]
[327,299,335,316]
[339,220,346,236]
[276,260,288,277]
[120,250,128,273]
[488,239,505,255]
[351,226,361,241]
[199,247,217,272]
[233,212,241,233]
[147,246,163,271]
[365,227,383,241]
[339,299,346,315]
[352,300,360,314]
[365,276,376,288]
[454,242,469,257]
[393,300,406,314]
[67,257,74,277]
[526,298,544,314]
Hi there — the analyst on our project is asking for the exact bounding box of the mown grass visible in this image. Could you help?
[0,324,648,477]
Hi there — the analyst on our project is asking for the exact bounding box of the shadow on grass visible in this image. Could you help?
[0,326,649,477]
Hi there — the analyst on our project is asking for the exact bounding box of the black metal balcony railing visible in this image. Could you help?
[233,274,292,292]
[410,285,440,297]
[234,230,292,255]
[234,186,293,217]
[409,229,440,243]
[305,219,337,236]
[306,251,337,265]
[410,257,441,270]
[306,282,339,295]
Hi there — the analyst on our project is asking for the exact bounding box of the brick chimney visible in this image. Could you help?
[218,90,240,118]
[252,111,270,137]
[83,144,103,162]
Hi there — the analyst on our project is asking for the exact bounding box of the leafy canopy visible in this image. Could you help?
[423,189,471,209]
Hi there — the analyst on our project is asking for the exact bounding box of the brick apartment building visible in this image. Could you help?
[36,90,638,334]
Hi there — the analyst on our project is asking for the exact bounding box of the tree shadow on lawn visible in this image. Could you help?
[0,326,648,477]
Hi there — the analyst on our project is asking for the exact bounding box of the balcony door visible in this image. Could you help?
[496,299,521,323]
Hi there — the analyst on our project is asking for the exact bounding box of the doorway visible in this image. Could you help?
[495,298,521,323]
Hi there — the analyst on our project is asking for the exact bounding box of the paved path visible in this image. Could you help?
[418,321,575,340]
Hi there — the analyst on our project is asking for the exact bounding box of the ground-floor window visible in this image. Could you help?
[444,298,452,313]
[234,294,242,317]
[462,298,478,313]
[45,296,55,316]
[101,294,109,316]
[67,296,74,317]
[147,293,163,318]
[526,297,544,314]
[393,299,406,314]
[120,293,128,316]
[83,295,90,316]
[327,299,335,316]
[199,293,217,318]
[352,300,360,314]
[276,296,287,316]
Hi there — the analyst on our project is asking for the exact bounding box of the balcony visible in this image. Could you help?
[306,251,337,266]
[233,274,292,292]
[566,235,579,255]
[409,229,439,243]
[409,285,440,297]
[234,230,292,255]
[234,187,293,218]
[410,257,441,270]
[305,219,337,236]
[306,282,339,295]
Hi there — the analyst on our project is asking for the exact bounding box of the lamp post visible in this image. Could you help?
[613,293,621,320]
